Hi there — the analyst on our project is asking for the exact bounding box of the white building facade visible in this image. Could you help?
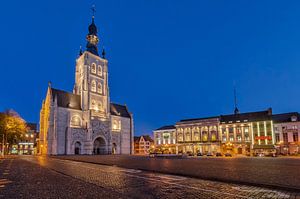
[39,16,134,155]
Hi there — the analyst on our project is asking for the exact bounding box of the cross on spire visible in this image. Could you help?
[91,5,96,19]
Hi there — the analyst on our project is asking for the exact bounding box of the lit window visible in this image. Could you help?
[97,102,103,111]
[91,100,96,110]
[25,134,29,137]
[97,83,102,94]
[112,120,121,131]
[91,80,96,92]
[98,65,102,76]
[91,63,96,73]
[31,134,34,138]
[71,115,81,127]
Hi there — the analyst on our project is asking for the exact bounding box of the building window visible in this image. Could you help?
[91,63,96,74]
[98,65,102,76]
[293,133,298,142]
[229,136,234,141]
[91,100,96,110]
[70,115,81,127]
[112,120,121,131]
[275,134,280,143]
[91,80,96,92]
[283,133,288,143]
[223,137,227,142]
[237,135,242,142]
[228,127,234,134]
[97,102,103,111]
[97,83,102,94]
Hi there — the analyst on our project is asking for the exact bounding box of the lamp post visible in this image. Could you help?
[2,134,4,157]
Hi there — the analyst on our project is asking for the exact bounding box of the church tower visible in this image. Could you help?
[74,13,110,121]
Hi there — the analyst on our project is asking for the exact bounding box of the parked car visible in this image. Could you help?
[224,153,232,157]
[197,152,203,156]
[186,151,194,156]
[206,152,213,156]
[216,152,222,157]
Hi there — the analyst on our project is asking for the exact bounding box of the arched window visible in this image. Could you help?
[112,120,121,131]
[98,65,102,76]
[91,100,96,109]
[97,83,102,94]
[91,80,96,92]
[71,115,81,127]
[91,63,96,73]
[98,102,103,111]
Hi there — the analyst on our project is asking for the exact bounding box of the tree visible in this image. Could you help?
[0,110,28,155]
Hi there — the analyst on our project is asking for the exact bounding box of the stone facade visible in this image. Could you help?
[38,17,134,155]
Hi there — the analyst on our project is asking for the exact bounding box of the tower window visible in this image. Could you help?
[98,65,102,76]
[97,83,102,94]
[91,63,96,74]
[91,80,96,92]
[91,100,96,110]
[98,102,103,111]
[70,115,81,127]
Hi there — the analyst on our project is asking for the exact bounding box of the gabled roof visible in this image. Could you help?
[142,135,153,142]
[110,103,131,118]
[27,123,37,131]
[134,136,140,142]
[155,125,176,131]
[220,109,272,123]
[51,88,81,110]
[272,112,300,123]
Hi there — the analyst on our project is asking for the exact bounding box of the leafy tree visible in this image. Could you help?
[0,110,28,154]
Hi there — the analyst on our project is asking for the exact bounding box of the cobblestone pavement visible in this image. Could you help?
[54,155,300,190]
[1,156,299,199]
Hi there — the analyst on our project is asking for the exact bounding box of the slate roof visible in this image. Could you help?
[110,103,131,118]
[272,112,300,123]
[142,135,153,142]
[155,125,176,131]
[27,123,37,131]
[179,116,219,122]
[50,89,131,118]
[51,88,82,110]
[220,109,272,123]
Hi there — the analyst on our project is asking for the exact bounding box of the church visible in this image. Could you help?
[38,14,134,155]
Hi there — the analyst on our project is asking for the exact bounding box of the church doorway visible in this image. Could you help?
[75,142,81,155]
[93,137,107,155]
[112,143,117,154]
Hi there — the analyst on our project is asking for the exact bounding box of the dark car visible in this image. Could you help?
[224,153,232,157]
[186,151,194,156]
[216,152,222,157]
[206,152,213,156]
[197,152,203,156]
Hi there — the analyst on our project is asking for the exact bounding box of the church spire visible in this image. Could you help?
[86,5,99,56]
[234,85,240,115]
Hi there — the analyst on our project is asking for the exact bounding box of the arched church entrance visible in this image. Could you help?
[93,137,107,155]
[112,143,117,154]
[75,141,81,155]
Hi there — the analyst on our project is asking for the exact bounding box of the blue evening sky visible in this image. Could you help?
[1,0,300,136]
